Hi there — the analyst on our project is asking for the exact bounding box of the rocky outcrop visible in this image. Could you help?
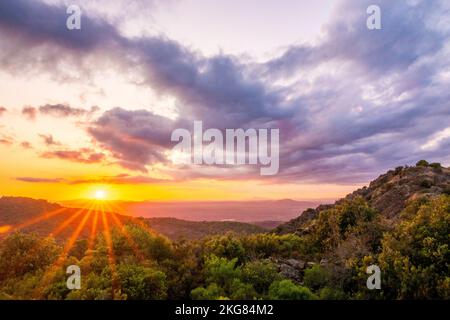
[270,258,307,283]
[275,163,450,235]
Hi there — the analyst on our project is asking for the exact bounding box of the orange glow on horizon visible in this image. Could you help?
[0,225,12,234]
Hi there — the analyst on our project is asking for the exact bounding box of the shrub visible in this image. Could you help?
[378,195,450,299]
[416,160,429,167]
[429,162,442,169]
[420,179,433,188]
[443,186,450,195]
[241,260,281,294]
[204,255,241,290]
[191,283,222,300]
[319,287,347,300]
[0,233,60,281]
[394,166,404,175]
[117,264,167,300]
[303,265,331,290]
[268,280,317,300]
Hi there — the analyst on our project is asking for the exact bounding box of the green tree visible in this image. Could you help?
[416,160,429,167]
[204,255,240,291]
[117,264,167,300]
[191,283,223,300]
[204,234,245,262]
[377,195,450,299]
[241,260,281,295]
[303,265,331,291]
[269,280,317,300]
[0,233,60,282]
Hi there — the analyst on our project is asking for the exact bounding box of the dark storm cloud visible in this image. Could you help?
[1,0,449,183]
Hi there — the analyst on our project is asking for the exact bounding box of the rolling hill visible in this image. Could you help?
[0,197,266,241]
[275,162,450,235]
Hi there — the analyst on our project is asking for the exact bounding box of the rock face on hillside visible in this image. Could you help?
[275,163,450,235]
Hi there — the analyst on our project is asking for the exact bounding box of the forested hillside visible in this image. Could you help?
[0,161,448,300]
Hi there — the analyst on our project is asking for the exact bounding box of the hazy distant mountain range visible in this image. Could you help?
[0,197,273,241]
[60,199,327,223]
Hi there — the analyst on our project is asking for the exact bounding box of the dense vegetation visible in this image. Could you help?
[0,193,448,300]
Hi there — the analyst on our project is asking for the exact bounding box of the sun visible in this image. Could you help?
[94,189,107,200]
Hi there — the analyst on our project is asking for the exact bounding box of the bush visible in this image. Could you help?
[429,162,442,169]
[416,160,429,167]
[241,260,281,295]
[269,280,317,300]
[337,197,376,235]
[303,265,331,290]
[420,179,433,188]
[394,166,404,175]
[204,234,245,262]
[443,186,450,195]
[117,264,167,300]
[319,287,347,300]
[191,283,222,300]
[0,233,60,281]
[229,279,257,299]
[378,195,450,299]
[204,255,240,290]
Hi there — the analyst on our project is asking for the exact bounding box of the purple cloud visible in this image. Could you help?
[87,108,178,172]
[1,0,449,184]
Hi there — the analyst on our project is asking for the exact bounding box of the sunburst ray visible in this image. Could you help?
[102,201,145,261]
[33,203,94,299]
[100,202,120,299]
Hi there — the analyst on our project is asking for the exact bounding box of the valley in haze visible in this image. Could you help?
[60,199,326,224]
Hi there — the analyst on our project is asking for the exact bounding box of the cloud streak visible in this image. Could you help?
[15,177,63,183]
[39,104,99,117]
[41,148,105,164]
[39,134,61,146]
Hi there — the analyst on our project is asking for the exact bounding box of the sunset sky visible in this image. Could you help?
[0,0,449,201]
